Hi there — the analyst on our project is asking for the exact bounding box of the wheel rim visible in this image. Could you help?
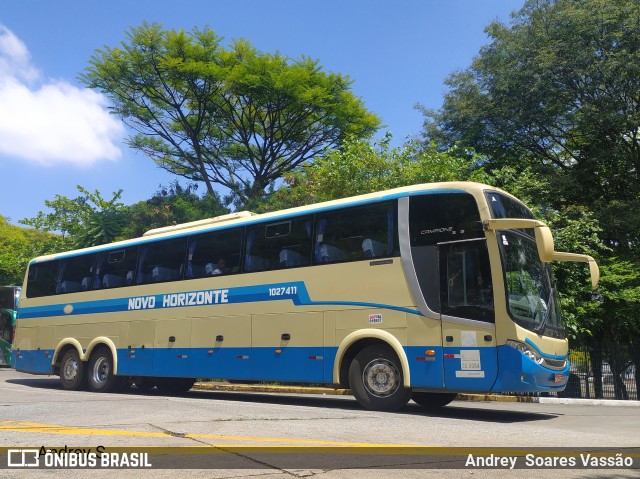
[62,357,79,382]
[91,357,110,385]
[362,358,400,397]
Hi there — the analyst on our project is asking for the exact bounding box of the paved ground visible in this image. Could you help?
[0,368,638,478]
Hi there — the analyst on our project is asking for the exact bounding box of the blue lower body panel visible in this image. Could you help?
[13,349,54,374]
[405,346,445,388]
[15,344,569,394]
[116,346,336,383]
[491,345,569,392]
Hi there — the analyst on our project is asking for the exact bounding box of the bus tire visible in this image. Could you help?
[59,349,86,391]
[87,347,123,393]
[156,377,196,393]
[412,392,457,409]
[348,344,410,411]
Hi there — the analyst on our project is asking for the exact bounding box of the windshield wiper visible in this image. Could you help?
[534,287,553,334]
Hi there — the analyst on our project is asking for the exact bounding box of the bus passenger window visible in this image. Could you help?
[186,228,243,279]
[314,202,397,264]
[94,247,139,290]
[56,254,96,294]
[138,238,187,285]
[244,216,312,272]
[26,261,59,298]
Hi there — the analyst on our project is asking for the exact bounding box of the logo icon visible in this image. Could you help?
[7,449,40,467]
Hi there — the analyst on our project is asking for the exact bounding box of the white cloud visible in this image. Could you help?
[0,25,124,166]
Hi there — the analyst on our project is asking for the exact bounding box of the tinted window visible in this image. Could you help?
[245,216,312,272]
[138,238,187,284]
[440,241,494,323]
[187,228,243,278]
[57,254,96,293]
[94,247,139,289]
[314,202,397,264]
[26,261,59,298]
[0,287,20,310]
[485,191,535,219]
[410,193,484,246]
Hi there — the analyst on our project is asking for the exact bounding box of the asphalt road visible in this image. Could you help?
[1,368,639,478]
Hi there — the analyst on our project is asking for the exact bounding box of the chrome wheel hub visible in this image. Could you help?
[363,358,400,397]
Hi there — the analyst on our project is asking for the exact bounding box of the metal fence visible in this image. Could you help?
[555,345,640,400]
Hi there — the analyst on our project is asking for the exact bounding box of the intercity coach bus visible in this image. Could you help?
[12,182,599,411]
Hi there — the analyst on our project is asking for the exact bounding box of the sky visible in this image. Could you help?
[0,0,525,225]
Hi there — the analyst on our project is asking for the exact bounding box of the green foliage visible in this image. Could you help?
[422,0,640,254]
[20,186,128,249]
[0,215,61,285]
[261,134,482,210]
[121,181,228,239]
[81,22,380,208]
[421,0,640,349]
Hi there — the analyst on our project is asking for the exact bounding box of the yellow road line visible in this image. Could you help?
[0,420,410,447]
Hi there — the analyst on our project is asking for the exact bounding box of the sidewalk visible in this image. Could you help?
[194,381,640,407]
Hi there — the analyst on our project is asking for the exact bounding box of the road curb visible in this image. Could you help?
[194,382,351,395]
[193,382,640,406]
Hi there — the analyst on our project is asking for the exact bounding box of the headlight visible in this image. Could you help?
[506,340,544,364]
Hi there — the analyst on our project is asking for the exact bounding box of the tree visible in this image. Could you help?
[122,181,228,239]
[81,23,380,208]
[21,186,128,248]
[421,0,640,254]
[261,134,483,210]
[0,216,60,285]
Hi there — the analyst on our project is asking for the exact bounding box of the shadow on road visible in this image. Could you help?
[7,376,558,424]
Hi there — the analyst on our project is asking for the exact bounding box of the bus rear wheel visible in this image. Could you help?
[59,349,86,391]
[348,344,411,411]
[87,347,123,393]
[412,392,457,409]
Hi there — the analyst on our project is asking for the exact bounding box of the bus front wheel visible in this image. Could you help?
[87,347,123,393]
[348,344,411,411]
[59,349,86,391]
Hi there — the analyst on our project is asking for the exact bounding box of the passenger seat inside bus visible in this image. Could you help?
[102,274,122,288]
[57,280,81,294]
[81,276,92,291]
[362,238,385,258]
[245,255,269,272]
[152,266,179,282]
[279,249,306,267]
[317,244,348,263]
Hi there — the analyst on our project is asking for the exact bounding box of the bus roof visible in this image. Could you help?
[28,181,516,263]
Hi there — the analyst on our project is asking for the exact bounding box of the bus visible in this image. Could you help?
[0,286,21,367]
[12,182,599,411]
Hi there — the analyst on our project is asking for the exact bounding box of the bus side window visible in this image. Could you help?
[56,254,96,294]
[244,217,312,272]
[186,228,243,279]
[26,261,59,298]
[137,238,187,285]
[93,247,139,290]
[314,202,397,264]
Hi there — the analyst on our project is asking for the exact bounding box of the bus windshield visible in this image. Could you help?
[498,230,564,337]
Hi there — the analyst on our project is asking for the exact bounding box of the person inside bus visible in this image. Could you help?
[205,258,228,276]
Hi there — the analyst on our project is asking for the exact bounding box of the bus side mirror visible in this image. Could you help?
[587,258,600,290]
[552,252,600,290]
[534,226,554,263]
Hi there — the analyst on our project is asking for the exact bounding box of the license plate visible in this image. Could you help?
[553,373,564,384]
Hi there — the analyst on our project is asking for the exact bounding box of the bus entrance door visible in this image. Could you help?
[438,240,498,391]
